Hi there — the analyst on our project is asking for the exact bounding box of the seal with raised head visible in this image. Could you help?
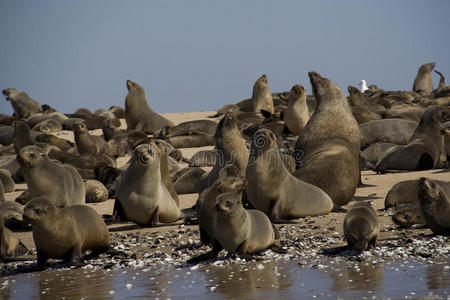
[74,121,111,156]
[293,71,360,208]
[189,192,276,262]
[251,74,274,117]
[23,197,110,269]
[17,145,85,206]
[413,62,435,96]
[124,80,174,134]
[375,105,450,172]
[2,88,41,119]
[282,84,310,135]
[115,143,183,226]
[418,177,450,235]
[246,129,333,221]
[343,201,379,251]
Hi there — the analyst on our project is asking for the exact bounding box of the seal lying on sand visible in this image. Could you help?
[23,197,110,269]
[343,201,379,251]
[246,129,333,221]
[124,80,174,134]
[418,177,450,235]
[17,145,85,206]
[115,143,183,226]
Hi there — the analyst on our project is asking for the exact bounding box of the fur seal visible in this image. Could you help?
[23,197,110,268]
[13,120,34,153]
[32,118,62,133]
[157,120,217,138]
[251,74,274,117]
[343,201,379,251]
[0,216,28,260]
[199,112,249,192]
[164,134,215,148]
[190,192,275,262]
[173,167,206,195]
[2,88,41,119]
[246,129,333,221]
[347,86,382,124]
[85,180,109,203]
[282,85,310,135]
[189,150,217,167]
[361,142,399,169]
[17,145,85,206]
[418,177,450,235]
[0,168,15,193]
[442,121,450,160]
[293,72,360,207]
[376,106,450,172]
[74,121,111,155]
[116,143,182,226]
[359,119,418,148]
[35,133,74,151]
[0,199,24,229]
[392,205,424,228]
[384,179,450,210]
[124,80,174,134]
[413,62,435,96]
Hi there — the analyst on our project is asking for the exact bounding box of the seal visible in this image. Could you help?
[375,106,450,172]
[282,84,310,135]
[189,150,217,167]
[35,133,74,151]
[32,119,62,133]
[251,74,274,117]
[0,199,24,229]
[0,168,15,193]
[189,192,276,262]
[199,112,249,192]
[246,129,333,221]
[343,201,379,251]
[384,179,450,210]
[347,86,382,124]
[2,88,41,119]
[412,62,435,96]
[22,197,110,269]
[115,143,183,226]
[13,120,33,153]
[359,119,418,149]
[361,142,399,169]
[293,72,360,208]
[16,145,85,206]
[74,121,111,156]
[173,167,206,195]
[85,179,109,203]
[196,165,245,245]
[392,204,424,228]
[124,80,174,134]
[418,177,450,235]
[0,216,28,260]
[156,120,217,138]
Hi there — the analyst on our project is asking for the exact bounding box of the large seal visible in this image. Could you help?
[343,201,379,251]
[115,143,183,226]
[124,80,174,134]
[282,85,310,135]
[412,62,435,96]
[293,72,360,208]
[16,145,85,206]
[375,105,450,172]
[246,129,333,221]
[251,74,274,117]
[74,121,111,155]
[2,88,41,119]
[189,192,276,262]
[418,177,450,235]
[23,197,110,268]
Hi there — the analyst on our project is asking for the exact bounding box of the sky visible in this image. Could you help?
[1,0,449,115]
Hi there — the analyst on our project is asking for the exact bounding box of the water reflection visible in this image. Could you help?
[330,262,384,291]
[426,263,450,290]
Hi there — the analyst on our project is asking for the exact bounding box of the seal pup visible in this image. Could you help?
[85,180,109,203]
[2,88,41,119]
[124,80,174,134]
[412,62,435,96]
[23,197,110,269]
[246,129,333,221]
[293,72,360,208]
[282,85,310,135]
[343,201,379,251]
[115,143,183,226]
[0,216,28,260]
[251,74,274,117]
[17,145,85,206]
[376,106,450,172]
[74,121,111,155]
[32,118,62,133]
[189,192,276,262]
[418,177,450,235]
[392,205,425,228]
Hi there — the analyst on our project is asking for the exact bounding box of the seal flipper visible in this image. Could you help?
[69,245,84,267]
[260,110,272,119]
[187,240,223,264]
[36,250,48,270]
[103,199,127,225]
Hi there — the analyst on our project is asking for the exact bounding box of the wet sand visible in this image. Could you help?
[1,111,449,299]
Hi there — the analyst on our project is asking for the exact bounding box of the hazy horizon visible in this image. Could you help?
[1,0,449,115]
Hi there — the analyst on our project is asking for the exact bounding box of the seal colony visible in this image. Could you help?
[1,65,450,274]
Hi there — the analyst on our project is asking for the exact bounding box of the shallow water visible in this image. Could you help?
[1,259,449,299]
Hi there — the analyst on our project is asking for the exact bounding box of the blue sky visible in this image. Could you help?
[1,0,449,114]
